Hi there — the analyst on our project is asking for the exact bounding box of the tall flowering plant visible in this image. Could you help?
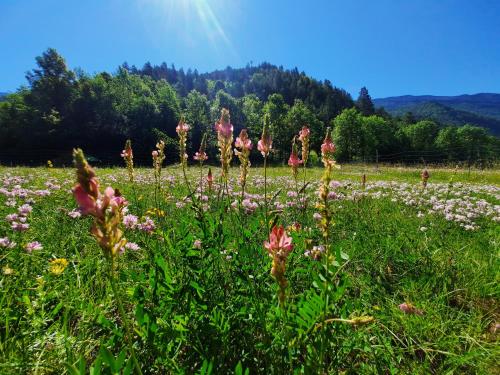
[288,136,303,185]
[298,126,310,166]
[73,149,128,258]
[72,149,142,374]
[194,133,208,194]
[316,127,338,250]
[258,114,272,227]
[264,225,293,307]
[421,169,430,189]
[152,140,166,190]
[121,139,134,183]
[234,129,253,199]
[215,108,234,181]
[176,116,190,168]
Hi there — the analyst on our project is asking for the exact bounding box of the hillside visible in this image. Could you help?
[374,93,500,120]
[374,95,500,135]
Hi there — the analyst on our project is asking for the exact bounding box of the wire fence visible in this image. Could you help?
[0,144,498,168]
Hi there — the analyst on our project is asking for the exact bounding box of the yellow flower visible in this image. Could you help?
[49,258,69,275]
[2,266,14,275]
[146,208,165,217]
[47,160,53,168]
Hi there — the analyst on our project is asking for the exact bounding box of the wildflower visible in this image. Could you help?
[304,245,325,260]
[399,302,424,315]
[47,160,53,168]
[2,265,14,275]
[313,212,322,221]
[68,209,82,219]
[235,129,253,197]
[0,237,16,248]
[12,222,29,231]
[176,116,190,166]
[25,241,43,253]
[121,139,134,183]
[257,114,272,157]
[420,226,428,232]
[207,168,213,191]
[288,136,303,180]
[152,141,166,189]
[421,169,430,188]
[193,133,208,162]
[264,225,293,306]
[18,204,32,216]
[193,239,202,249]
[137,217,155,233]
[124,242,140,251]
[242,198,258,213]
[215,108,234,179]
[49,258,69,275]
[298,126,310,165]
[72,149,128,257]
[5,213,19,222]
[321,128,336,167]
[123,214,139,229]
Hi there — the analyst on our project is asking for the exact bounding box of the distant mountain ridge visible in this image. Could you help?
[374,93,500,119]
[374,93,500,134]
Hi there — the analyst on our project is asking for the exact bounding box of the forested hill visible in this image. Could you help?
[374,94,500,134]
[376,101,500,135]
[374,93,500,120]
[0,49,499,165]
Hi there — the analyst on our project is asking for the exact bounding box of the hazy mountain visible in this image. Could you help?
[380,101,500,135]
[374,93,500,120]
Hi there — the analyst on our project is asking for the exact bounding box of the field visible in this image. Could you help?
[0,163,499,374]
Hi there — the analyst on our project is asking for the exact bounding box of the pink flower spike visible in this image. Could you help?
[72,184,96,215]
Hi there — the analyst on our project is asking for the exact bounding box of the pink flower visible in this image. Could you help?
[193,239,202,249]
[138,217,155,233]
[73,185,96,215]
[193,152,208,161]
[399,302,424,315]
[264,225,293,256]
[125,242,140,251]
[321,137,336,154]
[288,150,303,168]
[0,237,16,248]
[68,209,82,219]
[18,204,32,216]
[257,139,272,157]
[25,241,43,253]
[235,131,253,151]
[298,126,310,142]
[123,214,139,229]
[176,122,190,135]
[11,222,29,231]
[215,118,233,139]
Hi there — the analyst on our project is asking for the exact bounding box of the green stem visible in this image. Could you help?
[264,156,268,232]
[109,257,143,375]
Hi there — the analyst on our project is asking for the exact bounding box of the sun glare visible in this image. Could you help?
[137,0,236,53]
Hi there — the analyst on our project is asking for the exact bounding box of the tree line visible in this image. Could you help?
[0,48,498,166]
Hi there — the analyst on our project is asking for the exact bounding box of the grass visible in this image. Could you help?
[0,164,499,374]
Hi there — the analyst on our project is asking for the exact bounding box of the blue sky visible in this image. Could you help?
[1,0,499,98]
